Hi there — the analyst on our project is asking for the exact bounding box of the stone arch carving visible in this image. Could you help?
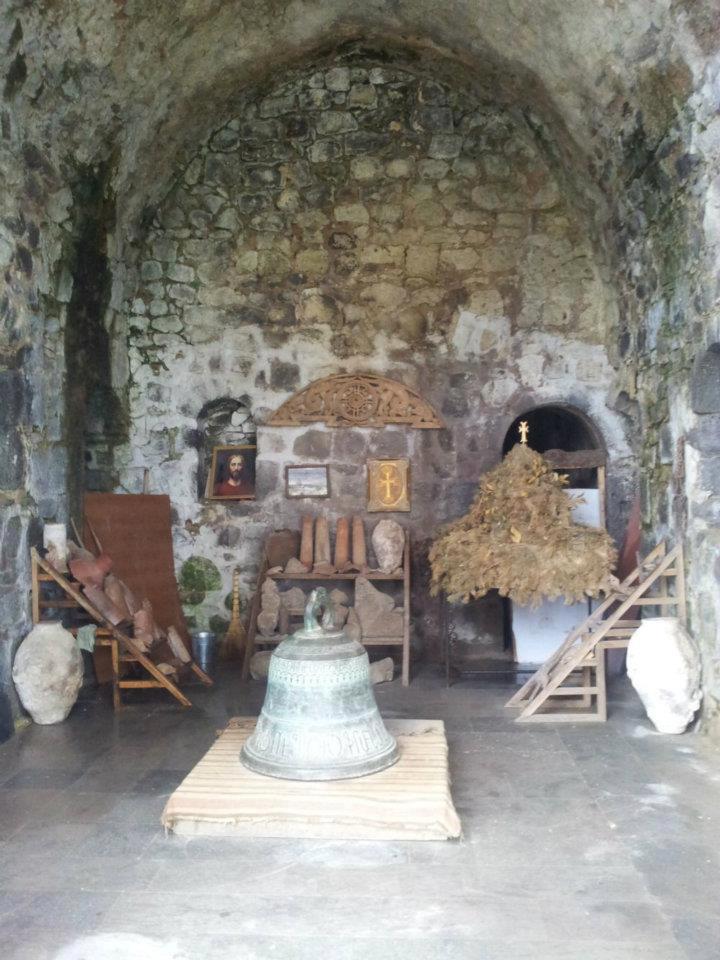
[266,373,444,429]
[691,344,720,414]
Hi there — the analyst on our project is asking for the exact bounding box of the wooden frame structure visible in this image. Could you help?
[31,549,212,710]
[506,542,686,722]
[242,536,412,686]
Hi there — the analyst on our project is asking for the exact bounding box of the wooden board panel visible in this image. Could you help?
[84,493,190,648]
[162,717,461,841]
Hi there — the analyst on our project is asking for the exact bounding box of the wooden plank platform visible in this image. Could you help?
[162,718,461,841]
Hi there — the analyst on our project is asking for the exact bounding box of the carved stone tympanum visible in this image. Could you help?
[266,374,444,429]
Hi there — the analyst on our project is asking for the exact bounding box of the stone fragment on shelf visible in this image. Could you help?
[369,657,395,684]
[280,586,306,612]
[250,650,273,680]
[284,557,310,574]
[372,519,405,573]
[257,578,281,636]
[355,576,403,637]
[345,607,362,643]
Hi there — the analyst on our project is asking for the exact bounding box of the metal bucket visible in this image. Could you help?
[191,631,216,675]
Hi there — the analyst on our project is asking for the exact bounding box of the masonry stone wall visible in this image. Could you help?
[116,59,633,654]
[3,2,719,735]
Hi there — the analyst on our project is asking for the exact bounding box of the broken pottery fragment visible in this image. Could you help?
[351,516,367,569]
[313,517,333,572]
[132,606,155,652]
[13,622,83,724]
[103,574,133,622]
[627,618,702,734]
[69,553,112,589]
[167,625,191,664]
[156,662,179,682]
[299,516,314,567]
[284,557,310,574]
[142,598,164,644]
[83,584,126,625]
[334,517,350,570]
[371,519,405,573]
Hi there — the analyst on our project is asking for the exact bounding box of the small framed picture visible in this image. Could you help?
[208,445,257,500]
[367,459,410,512]
[285,464,330,499]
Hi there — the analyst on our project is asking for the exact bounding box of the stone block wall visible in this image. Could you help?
[115,56,633,654]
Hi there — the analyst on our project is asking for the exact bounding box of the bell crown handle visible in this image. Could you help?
[304,587,332,633]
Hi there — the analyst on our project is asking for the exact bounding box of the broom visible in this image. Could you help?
[220,568,246,660]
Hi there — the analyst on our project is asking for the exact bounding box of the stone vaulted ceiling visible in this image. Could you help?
[2,0,717,238]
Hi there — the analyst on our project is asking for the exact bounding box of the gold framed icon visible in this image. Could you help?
[367,459,410,512]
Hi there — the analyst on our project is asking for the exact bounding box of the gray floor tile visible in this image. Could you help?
[0,664,718,959]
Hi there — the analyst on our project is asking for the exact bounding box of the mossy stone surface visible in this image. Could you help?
[179,556,222,605]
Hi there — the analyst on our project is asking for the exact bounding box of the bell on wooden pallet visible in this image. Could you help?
[241,588,399,781]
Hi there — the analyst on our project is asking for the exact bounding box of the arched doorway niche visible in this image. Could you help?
[500,402,608,665]
[502,403,606,495]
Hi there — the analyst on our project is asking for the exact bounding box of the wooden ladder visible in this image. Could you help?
[505,541,686,722]
[31,549,212,709]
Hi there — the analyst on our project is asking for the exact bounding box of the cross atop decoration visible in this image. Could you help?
[519,420,529,445]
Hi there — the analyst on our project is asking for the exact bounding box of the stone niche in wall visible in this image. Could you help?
[196,397,256,499]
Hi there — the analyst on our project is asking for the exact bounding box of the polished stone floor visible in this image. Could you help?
[0,665,719,960]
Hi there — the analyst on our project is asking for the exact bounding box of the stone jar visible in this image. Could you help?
[12,622,83,724]
[626,617,702,734]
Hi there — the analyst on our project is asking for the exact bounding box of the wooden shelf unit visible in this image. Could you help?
[31,549,212,710]
[242,535,412,686]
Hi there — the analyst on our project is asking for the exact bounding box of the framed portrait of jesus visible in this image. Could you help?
[367,458,410,512]
[208,444,257,500]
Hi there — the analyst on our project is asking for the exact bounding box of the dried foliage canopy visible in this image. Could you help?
[429,445,617,606]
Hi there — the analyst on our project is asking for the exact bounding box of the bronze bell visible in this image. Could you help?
[241,588,399,780]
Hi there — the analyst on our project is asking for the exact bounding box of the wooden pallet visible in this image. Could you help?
[505,542,686,722]
[31,549,212,710]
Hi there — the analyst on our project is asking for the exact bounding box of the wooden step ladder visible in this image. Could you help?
[505,542,686,722]
[31,549,212,710]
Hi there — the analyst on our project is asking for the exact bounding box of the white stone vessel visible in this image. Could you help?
[12,622,83,724]
[627,617,701,734]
